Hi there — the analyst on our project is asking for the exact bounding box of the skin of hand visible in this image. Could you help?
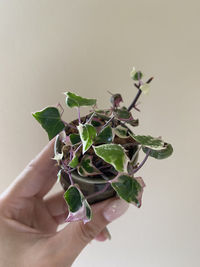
[0,138,129,267]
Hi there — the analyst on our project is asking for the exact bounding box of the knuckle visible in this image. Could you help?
[78,222,101,244]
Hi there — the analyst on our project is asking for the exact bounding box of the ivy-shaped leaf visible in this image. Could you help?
[114,107,139,126]
[32,107,65,140]
[69,133,81,145]
[57,169,62,183]
[111,174,145,207]
[126,119,139,127]
[142,143,173,159]
[64,185,92,224]
[130,134,164,149]
[77,124,97,154]
[94,109,112,117]
[114,125,129,138]
[91,118,102,127]
[94,126,113,144]
[110,93,123,108]
[65,92,96,108]
[130,67,143,81]
[52,151,63,161]
[93,144,128,173]
[68,154,79,168]
[77,155,102,177]
[140,83,150,94]
[114,107,133,121]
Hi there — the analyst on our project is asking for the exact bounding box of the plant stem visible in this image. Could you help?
[86,112,95,124]
[128,88,142,112]
[101,114,115,130]
[75,143,82,154]
[57,102,64,116]
[77,107,81,124]
[133,148,151,174]
[86,182,111,200]
[67,169,74,185]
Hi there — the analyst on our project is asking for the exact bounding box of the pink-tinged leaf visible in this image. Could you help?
[65,202,92,224]
[110,174,145,207]
[110,94,123,108]
[77,155,102,177]
[134,177,145,208]
[64,185,92,224]
[114,107,139,126]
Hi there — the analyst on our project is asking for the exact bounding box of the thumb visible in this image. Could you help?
[52,197,128,265]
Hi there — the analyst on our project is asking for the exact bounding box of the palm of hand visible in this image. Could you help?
[0,138,119,267]
[0,139,67,236]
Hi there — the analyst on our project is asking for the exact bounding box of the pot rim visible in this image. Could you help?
[70,171,110,184]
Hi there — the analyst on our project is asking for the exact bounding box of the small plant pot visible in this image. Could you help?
[54,131,139,204]
[59,171,116,204]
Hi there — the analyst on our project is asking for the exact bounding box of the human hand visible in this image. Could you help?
[0,138,128,267]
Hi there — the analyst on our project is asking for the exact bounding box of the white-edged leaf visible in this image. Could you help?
[110,174,145,207]
[142,143,173,159]
[77,124,97,154]
[140,83,150,94]
[57,169,62,183]
[114,125,129,138]
[130,134,164,149]
[77,155,102,177]
[65,92,96,108]
[68,154,79,168]
[93,144,129,172]
[52,152,63,161]
[64,185,92,224]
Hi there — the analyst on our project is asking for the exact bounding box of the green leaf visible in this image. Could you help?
[32,107,65,140]
[57,169,62,183]
[65,92,96,108]
[126,118,139,127]
[68,154,79,168]
[110,94,123,108]
[77,155,101,177]
[114,125,129,138]
[94,126,113,144]
[140,83,150,94]
[91,119,102,127]
[114,107,132,120]
[94,109,112,120]
[142,143,173,159]
[64,186,82,213]
[111,174,145,207]
[52,151,63,161]
[130,134,164,149]
[132,71,143,81]
[77,124,97,154]
[93,144,128,172]
[64,185,92,224]
[69,133,81,145]
[114,107,139,126]
[95,109,112,117]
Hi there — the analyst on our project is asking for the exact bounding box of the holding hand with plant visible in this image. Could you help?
[0,68,173,266]
[33,67,173,224]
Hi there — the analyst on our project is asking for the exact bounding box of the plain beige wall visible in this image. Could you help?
[0,1,199,266]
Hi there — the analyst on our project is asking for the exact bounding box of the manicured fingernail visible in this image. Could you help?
[103,199,129,222]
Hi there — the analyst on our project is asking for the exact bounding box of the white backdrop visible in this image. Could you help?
[0,1,199,266]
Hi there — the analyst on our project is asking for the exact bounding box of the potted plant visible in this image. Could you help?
[32,67,173,224]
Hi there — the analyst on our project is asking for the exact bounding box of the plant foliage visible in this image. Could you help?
[33,67,173,223]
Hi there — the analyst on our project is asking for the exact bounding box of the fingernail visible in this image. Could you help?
[103,199,129,222]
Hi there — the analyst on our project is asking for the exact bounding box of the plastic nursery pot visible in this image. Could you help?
[54,127,139,205]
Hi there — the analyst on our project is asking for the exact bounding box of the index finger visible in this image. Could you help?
[4,137,59,199]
